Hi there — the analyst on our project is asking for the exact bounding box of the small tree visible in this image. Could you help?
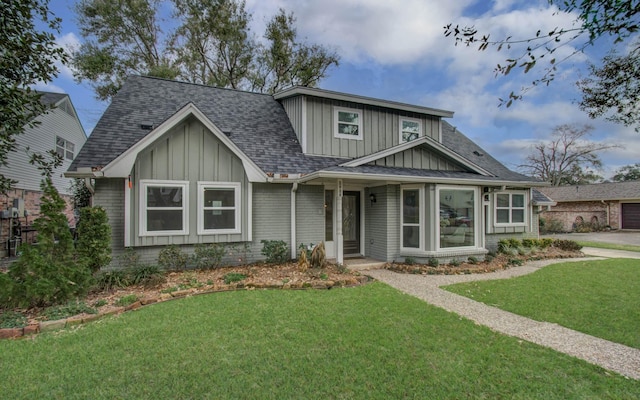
[76,206,111,272]
[611,163,640,182]
[7,151,92,307]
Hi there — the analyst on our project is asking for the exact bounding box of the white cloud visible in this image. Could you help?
[55,32,81,80]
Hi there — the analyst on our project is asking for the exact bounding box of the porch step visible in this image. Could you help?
[342,257,386,271]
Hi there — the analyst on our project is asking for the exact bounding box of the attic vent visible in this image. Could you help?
[473,150,484,156]
[140,123,154,130]
[223,130,232,137]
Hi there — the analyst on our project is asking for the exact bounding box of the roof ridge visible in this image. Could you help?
[130,75,275,98]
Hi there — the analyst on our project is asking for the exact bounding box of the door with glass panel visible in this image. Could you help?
[342,191,360,255]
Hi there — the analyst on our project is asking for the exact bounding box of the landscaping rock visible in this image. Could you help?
[40,319,66,333]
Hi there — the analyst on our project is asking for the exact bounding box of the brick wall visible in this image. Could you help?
[0,189,75,257]
[540,201,619,231]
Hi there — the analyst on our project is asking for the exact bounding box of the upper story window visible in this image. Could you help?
[334,107,362,140]
[400,118,422,143]
[140,180,189,236]
[56,136,75,160]
[495,192,526,226]
[197,182,241,235]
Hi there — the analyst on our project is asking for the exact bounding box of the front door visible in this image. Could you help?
[343,191,361,255]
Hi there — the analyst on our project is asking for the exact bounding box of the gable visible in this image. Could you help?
[368,145,466,171]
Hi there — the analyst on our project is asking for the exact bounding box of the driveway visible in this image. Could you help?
[543,231,640,246]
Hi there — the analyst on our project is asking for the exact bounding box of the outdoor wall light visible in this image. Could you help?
[369,193,377,205]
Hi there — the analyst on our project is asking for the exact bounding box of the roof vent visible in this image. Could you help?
[223,130,232,137]
[473,150,484,156]
[140,123,154,130]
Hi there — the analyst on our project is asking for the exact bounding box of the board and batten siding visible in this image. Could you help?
[2,100,86,195]
[301,97,441,159]
[131,117,250,247]
[371,147,464,171]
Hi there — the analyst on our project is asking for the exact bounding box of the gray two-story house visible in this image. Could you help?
[67,75,550,267]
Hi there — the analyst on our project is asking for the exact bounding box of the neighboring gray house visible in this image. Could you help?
[1,92,87,256]
[67,75,550,266]
[538,181,640,231]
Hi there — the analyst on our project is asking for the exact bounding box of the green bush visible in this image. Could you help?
[428,258,439,267]
[94,270,129,291]
[191,243,225,269]
[540,238,554,248]
[404,256,416,265]
[41,300,97,321]
[450,258,461,267]
[467,256,479,264]
[158,245,188,270]
[0,311,27,328]
[223,272,247,284]
[261,240,289,264]
[553,239,583,252]
[540,217,564,234]
[75,206,111,272]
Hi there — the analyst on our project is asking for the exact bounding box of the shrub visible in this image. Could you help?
[115,294,139,307]
[428,258,439,267]
[521,238,536,248]
[508,258,524,266]
[404,256,416,265]
[223,272,247,284]
[0,311,27,328]
[310,242,326,269]
[128,264,165,287]
[540,217,564,234]
[540,238,554,248]
[158,245,188,270]
[191,243,225,269]
[450,258,461,267]
[41,301,97,320]
[94,270,129,291]
[553,239,583,252]
[467,256,479,264]
[261,240,289,264]
[75,206,111,272]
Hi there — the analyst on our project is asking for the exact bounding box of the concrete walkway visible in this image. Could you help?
[366,254,640,380]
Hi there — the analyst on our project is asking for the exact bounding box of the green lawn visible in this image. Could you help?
[2,283,638,399]
[577,241,640,252]
[444,259,640,349]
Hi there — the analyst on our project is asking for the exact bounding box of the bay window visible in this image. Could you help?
[438,187,476,249]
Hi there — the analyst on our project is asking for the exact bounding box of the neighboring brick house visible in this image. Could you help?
[0,92,87,256]
[538,181,640,231]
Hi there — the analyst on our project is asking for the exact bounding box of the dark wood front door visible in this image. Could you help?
[343,191,361,255]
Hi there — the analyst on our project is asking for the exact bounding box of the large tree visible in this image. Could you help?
[444,0,640,131]
[73,0,178,101]
[611,163,640,181]
[73,0,339,99]
[0,0,68,193]
[518,124,616,186]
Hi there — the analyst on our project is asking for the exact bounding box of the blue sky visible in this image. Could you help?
[38,0,639,179]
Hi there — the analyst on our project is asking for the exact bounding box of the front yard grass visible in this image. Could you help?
[577,241,640,253]
[2,282,639,399]
[444,259,640,349]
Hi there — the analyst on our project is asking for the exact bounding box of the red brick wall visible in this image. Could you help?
[0,189,75,256]
[540,200,620,231]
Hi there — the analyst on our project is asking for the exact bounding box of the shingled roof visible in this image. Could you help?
[70,75,539,184]
[538,181,640,202]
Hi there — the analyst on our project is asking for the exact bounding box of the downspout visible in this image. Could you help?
[291,182,298,260]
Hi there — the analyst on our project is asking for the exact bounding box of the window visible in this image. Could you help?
[438,187,476,249]
[56,136,75,160]
[140,180,189,236]
[325,190,334,241]
[495,192,526,225]
[401,187,422,249]
[197,182,241,234]
[334,107,362,140]
[400,118,421,142]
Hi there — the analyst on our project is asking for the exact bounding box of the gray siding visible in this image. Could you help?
[132,117,250,246]
[372,147,463,170]
[2,100,86,194]
[304,97,441,158]
[280,96,304,145]
[251,183,292,257]
[364,185,400,262]
[94,178,126,258]
[295,184,324,249]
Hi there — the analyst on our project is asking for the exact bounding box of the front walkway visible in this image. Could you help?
[366,257,640,380]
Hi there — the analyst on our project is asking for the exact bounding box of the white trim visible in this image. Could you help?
[197,181,241,235]
[301,96,307,153]
[400,185,425,251]
[124,179,131,247]
[139,180,189,236]
[493,191,527,227]
[273,86,454,118]
[333,106,363,140]
[339,135,493,176]
[101,103,266,182]
[436,185,480,250]
[247,183,253,241]
[399,117,422,143]
[291,183,297,260]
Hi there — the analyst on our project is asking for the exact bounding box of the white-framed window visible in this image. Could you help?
[494,192,526,226]
[197,182,241,235]
[401,185,424,250]
[56,136,75,160]
[140,180,189,236]
[334,107,363,140]
[437,186,478,249]
[400,117,422,143]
